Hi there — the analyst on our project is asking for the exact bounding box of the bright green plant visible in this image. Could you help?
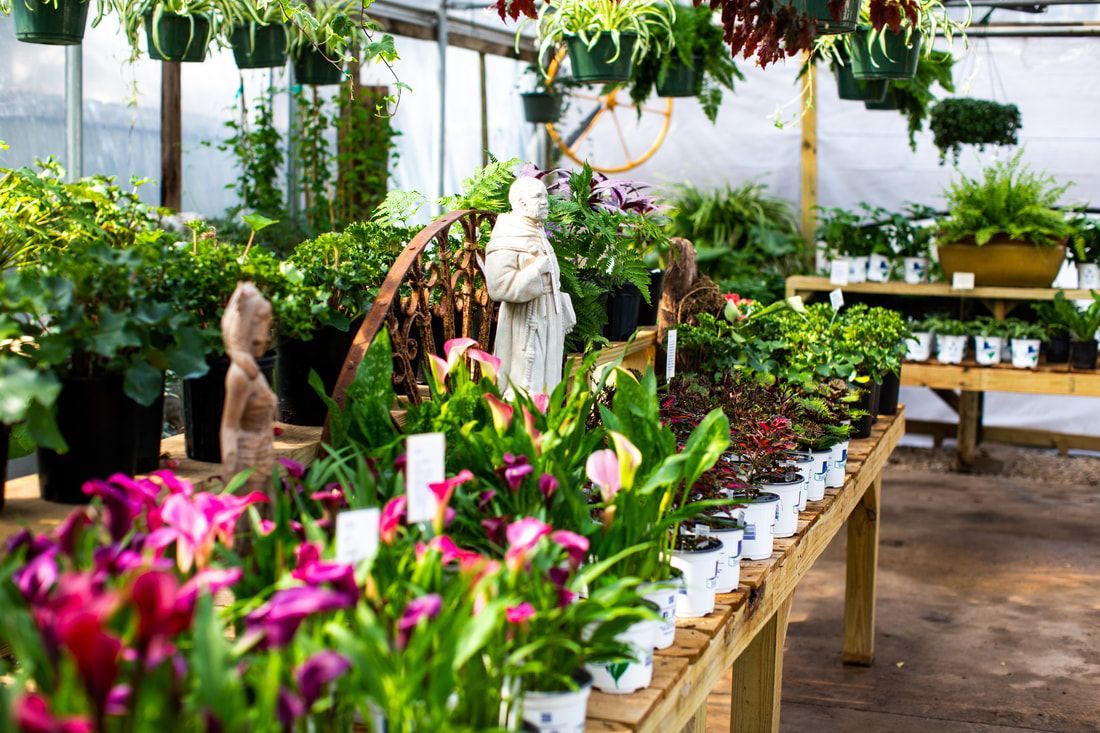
[930,98,1022,165]
[892,203,936,258]
[296,87,337,233]
[1068,213,1100,266]
[1000,318,1046,341]
[0,312,65,453]
[334,85,400,228]
[938,152,1073,247]
[816,205,874,258]
[1032,292,1100,343]
[217,85,286,223]
[924,315,969,336]
[534,0,676,67]
[890,49,955,151]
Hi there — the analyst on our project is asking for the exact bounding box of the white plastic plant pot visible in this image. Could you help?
[866,253,891,282]
[728,494,779,560]
[936,334,967,364]
[905,332,933,362]
[759,477,803,539]
[827,440,849,488]
[1078,263,1100,290]
[806,449,830,501]
[847,255,869,283]
[639,578,681,650]
[1011,338,1041,369]
[782,453,815,511]
[670,536,722,618]
[522,671,593,733]
[830,256,849,279]
[973,335,1003,366]
[903,256,929,284]
[586,621,657,695]
[709,522,745,594]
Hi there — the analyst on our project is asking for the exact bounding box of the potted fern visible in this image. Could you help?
[4,0,94,45]
[1069,214,1100,290]
[936,153,1072,288]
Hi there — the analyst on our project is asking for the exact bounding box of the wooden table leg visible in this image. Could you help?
[955,390,982,471]
[680,706,706,733]
[843,474,881,666]
[730,594,794,733]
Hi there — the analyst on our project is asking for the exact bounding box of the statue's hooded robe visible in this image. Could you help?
[483,212,576,396]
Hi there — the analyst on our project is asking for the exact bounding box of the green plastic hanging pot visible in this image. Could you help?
[293,47,344,85]
[145,12,211,62]
[521,92,562,123]
[565,32,636,84]
[787,0,858,34]
[656,56,700,97]
[850,27,922,80]
[11,0,89,45]
[864,86,899,110]
[834,62,888,102]
[230,23,287,69]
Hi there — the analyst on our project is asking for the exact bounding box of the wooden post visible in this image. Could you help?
[680,707,706,733]
[479,51,489,166]
[799,60,817,246]
[955,390,982,471]
[730,594,794,733]
[160,61,182,210]
[843,474,881,666]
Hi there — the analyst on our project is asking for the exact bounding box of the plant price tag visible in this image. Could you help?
[335,508,380,565]
[406,432,445,523]
[666,329,677,381]
[829,288,844,311]
[952,272,975,290]
[829,260,849,286]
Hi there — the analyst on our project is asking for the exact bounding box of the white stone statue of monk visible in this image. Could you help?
[484,176,576,397]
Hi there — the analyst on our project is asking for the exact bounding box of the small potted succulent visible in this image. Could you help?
[927,316,968,364]
[1069,214,1100,290]
[1003,319,1046,369]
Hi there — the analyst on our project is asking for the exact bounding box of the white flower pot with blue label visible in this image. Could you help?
[827,440,850,488]
[705,521,745,594]
[670,536,722,618]
[807,448,830,501]
[903,256,929,284]
[724,493,779,560]
[1078,263,1100,290]
[760,475,803,538]
[1011,338,1041,369]
[586,620,657,694]
[936,334,967,364]
[867,253,891,282]
[639,577,681,649]
[782,452,815,510]
[847,255,869,283]
[522,670,593,733]
[974,335,1003,366]
[906,332,933,362]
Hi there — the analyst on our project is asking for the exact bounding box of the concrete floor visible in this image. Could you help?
[706,460,1100,733]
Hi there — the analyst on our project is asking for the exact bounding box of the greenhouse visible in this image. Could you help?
[0,0,1098,730]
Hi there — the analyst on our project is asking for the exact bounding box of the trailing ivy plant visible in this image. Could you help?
[296,86,337,233]
[335,84,400,229]
[217,84,286,221]
[890,49,955,150]
[929,97,1022,165]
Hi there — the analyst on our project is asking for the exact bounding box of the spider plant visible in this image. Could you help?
[534,0,676,67]
[113,0,217,58]
[285,0,364,56]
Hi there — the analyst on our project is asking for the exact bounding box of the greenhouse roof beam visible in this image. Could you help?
[371,0,536,61]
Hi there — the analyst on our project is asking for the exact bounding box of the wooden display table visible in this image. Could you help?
[586,409,905,733]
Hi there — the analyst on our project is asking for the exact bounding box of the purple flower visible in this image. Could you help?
[16,693,92,733]
[538,473,559,500]
[397,594,442,649]
[550,530,589,568]
[245,587,356,650]
[500,453,534,491]
[14,547,58,604]
[297,651,351,707]
[277,688,304,731]
[54,508,93,555]
[278,457,305,479]
[105,685,131,716]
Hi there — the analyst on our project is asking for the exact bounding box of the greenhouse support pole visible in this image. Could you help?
[437,0,448,205]
[479,51,488,166]
[160,62,182,210]
[64,45,83,181]
[287,66,300,219]
[799,61,817,246]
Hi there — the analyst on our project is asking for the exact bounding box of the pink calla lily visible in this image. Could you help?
[379,496,407,544]
[430,470,474,532]
[551,530,589,568]
[538,473,559,500]
[504,517,551,571]
[484,393,514,432]
[522,408,542,453]
[585,449,621,503]
[443,337,478,370]
[428,354,450,392]
[506,602,536,624]
[532,393,550,414]
[397,593,443,648]
[609,431,642,490]
[467,348,501,382]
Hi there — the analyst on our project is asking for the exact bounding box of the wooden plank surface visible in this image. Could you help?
[586,409,906,732]
[785,276,1096,302]
[901,361,1100,397]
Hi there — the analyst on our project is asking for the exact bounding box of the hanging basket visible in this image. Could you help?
[834,62,888,102]
[521,92,562,123]
[850,27,922,80]
[293,47,344,85]
[145,12,211,62]
[11,0,89,45]
[656,56,700,97]
[788,0,859,35]
[230,23,287,69]
[565,32,636,84]
[864,86,899,110]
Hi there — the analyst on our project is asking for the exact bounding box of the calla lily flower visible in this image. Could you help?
[14,548,58,604]
[467,348,500,382]
[422,535,483,566]
[551,530,588,568]
[57,611,122,715]
[481,516,508,545]
[245,587,356,650]
[131,570,193,665]
[277,688,305,731]
[428,353,450,392]
[506,602,536,624]
[609,431,642,490]
[532,393,550,414]
[297,651,351,708]
[522,408,542,452]
[443,337,477,370]
[397,593,443,648]
[484,393,514,432]
[277,457,306,479]
[16,694,92,733]
[147,494,212,573]
[585,449,621,503]
[379,496,407,544]
[429,470,475,508]
[500,453,533,491]
[504,517,551,571]
[538,473,558,500]
[178,567,242,608]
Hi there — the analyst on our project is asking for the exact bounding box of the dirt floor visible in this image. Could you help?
[706,445,1100,733]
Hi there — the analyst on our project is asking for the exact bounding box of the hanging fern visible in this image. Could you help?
[930,98,1022,165]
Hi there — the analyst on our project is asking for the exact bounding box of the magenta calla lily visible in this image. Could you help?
[245,586,357,650]
[500,453,534,491]
[504,517,552,571]
[585,449,621,503]
[538,473,559,500]
[16,694,93,733]
[379,496,408,544]
[484,393,514,432]
[397,593,443,649]
[297,651,351,708]
[429,470,475,508]
[550,530,589,568]
[506,602,536,624]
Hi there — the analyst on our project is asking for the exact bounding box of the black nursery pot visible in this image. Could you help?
[1070,339,1098,371]
[38,373,165,504]
[604,284,642,342]
[1044,334,1070,364]
[276,320,363,427]
[183,353,276,463]
[637,269,664,327]
[878,370,901,415]
[852,381,881,439]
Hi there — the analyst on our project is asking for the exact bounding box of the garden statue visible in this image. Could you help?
[220,282,278,494]
[484,176,576,397]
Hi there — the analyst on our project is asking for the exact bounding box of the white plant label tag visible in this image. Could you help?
[952,272,975,290]
[406,432,445,523]
[666,329,678,381]
[829,288,844,311]
[829,260,849,286]
[335,508,380,565]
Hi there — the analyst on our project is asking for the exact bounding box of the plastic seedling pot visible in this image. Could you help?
[807,448,831,501]
[903,256,929,283]
[906,332,933,362]
[639,577,681,649]
[827,440,850,488]
[1070,338,1098,370]
[936,334,968,364]
[184,353,276,462]
[1010,338,1041,369]
[670,535,721,618]
[974,335,1004,366]
[709,523,745,594]
[759,475,803,538]
[1045,335,1070,364]
[604,284,642,341]
[1078,263,1100,290]
[782,452,816,511]
[725,492,780,560]
[586,620,657,694]
[847,255,869,283]
[866,253,891,282]
[522,670,593,732]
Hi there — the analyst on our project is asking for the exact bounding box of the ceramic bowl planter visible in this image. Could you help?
[759,474,804,538]
[1010,338,1041,369]
[640,578,681,649]
[783,452,816,510]
[866,253,891,282]
[294,47,344,85]
[847,255,869,283]
[586,620,657,694]
[835,63,888,102]
[903,256,930,283]
[230,23,288,69]
[936,334,967,364]
[522,670,593,732]
[670,535,722,618]
[827,440,849,488]
[906,332,933,362]
[276,320,362,426]
[1071,338,1098,370]
[1045,334,1070,364]
[788,0,859,33]
[145,12,212,62]
[521,92,563,123]
[724,493,779,560]
[1078,263,1100,290]
[566,32,636,84]
[806,448,831,501]
[974,335,1004,366]
[656,56,700,97]
[12,0,89,45]
[937,239,1067,288]
[850,28,923,80]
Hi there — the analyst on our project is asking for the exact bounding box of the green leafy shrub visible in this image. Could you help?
[930,98,1022,165]
[891,50,955,150]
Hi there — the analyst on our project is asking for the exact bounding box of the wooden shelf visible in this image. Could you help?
[785,276,1096,302]
[901,361,1100,397]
